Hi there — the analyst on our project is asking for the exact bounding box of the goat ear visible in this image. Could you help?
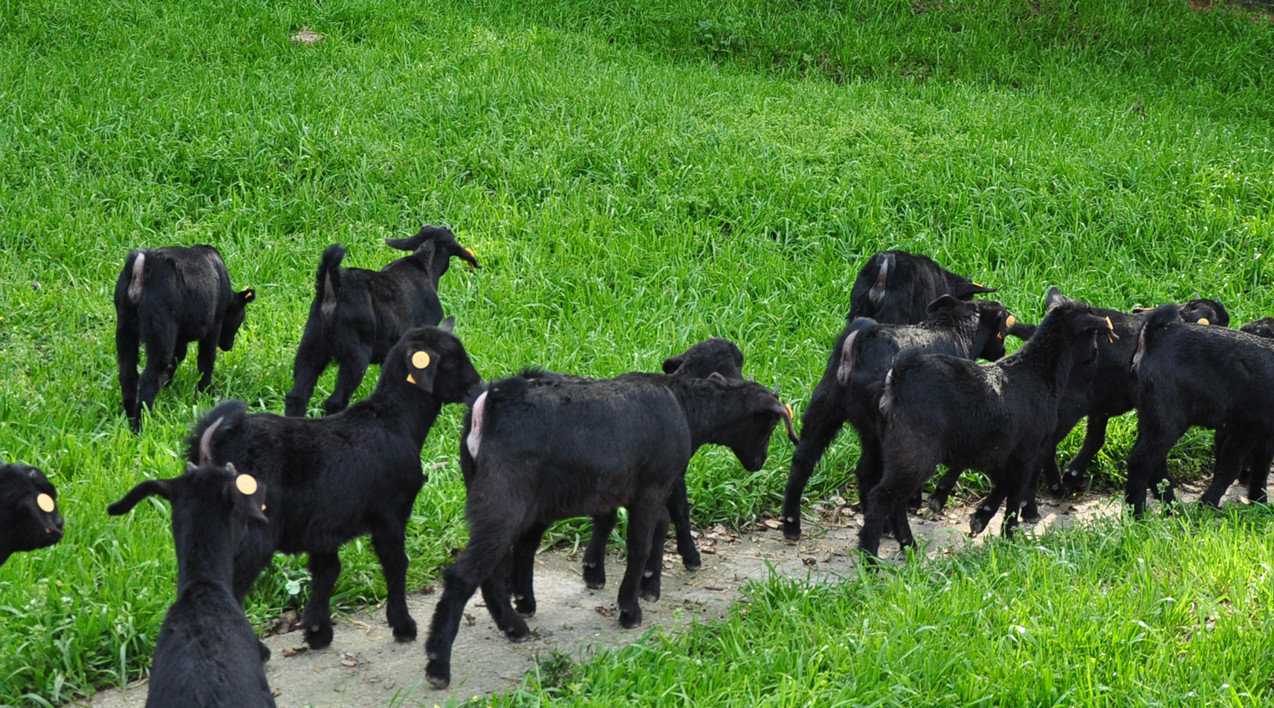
[404,346,440,393]
[107,479,174,516]
[661,354,683,374]
[238,287,256,305]
[227,473,269,524]
[1045,286,1070,311]
[956,280,996,298]
[452,243,482,269]
[926,294,963,314]
[438,316,455,333]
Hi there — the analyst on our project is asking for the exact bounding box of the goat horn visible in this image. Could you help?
[199,416,225,466]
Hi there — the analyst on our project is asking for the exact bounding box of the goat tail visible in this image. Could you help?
[835,317,878,386]
[184,399,249,465]
[868,252,894,307]
[316,243,345,318]
[878,346,923,417]
[1133,303,1180,374]
[125,250,146,305]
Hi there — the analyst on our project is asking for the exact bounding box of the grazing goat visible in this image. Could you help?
[847,250,996,324]
[284,225,480,417]
[108,419,275,708]
[860,301,1114,559]
[0,464,64,567]
[1039,289,1230,497]
[192,321,483,650]
[114,245,255,431]
[578,337,746,592]
[1126,305,1274,515]
[782,296,1024,541]
[425,373,798,689]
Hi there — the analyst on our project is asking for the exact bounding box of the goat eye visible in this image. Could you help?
[36,493,55,513]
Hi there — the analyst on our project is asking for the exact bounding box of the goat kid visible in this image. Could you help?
[0,464,64,567]
[114,245,254,431]
[193,321,483,651]
[1126,304,1274,515]
[861,301,1114,559]
[425,373,797,689]
[847,250,999,324]
[108,418,274,708]
[782,296,1024,541]
[285,225,479,417]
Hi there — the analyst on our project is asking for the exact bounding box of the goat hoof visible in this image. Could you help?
[969,518,988,536]
[619,610,642,629]
[304,623,334,650]
[682,556,702,572]
[639,590,660,602]
[392,620,417,643]
[425,664,450,690]
[582,564,606,589]
[515,599,537,618]
[505,625,531,642]
[782,519,801,542]
[258,641,272,662]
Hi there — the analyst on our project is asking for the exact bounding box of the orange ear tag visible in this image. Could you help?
[1198,318,1210,326]
[973,282,984,287]
[412,351,431,369]
[235,474,258,496]
[36,493,55,513]
[1006,315,1016,328]
[1105,316,1116,343]
[465,248,476,258]
[785,404,794,419]
[406,373,417,385]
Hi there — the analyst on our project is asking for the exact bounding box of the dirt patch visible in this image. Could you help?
[74,490,1136,707]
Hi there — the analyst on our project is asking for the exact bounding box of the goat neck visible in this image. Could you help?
[666,375,770,450]
[170,494,238,594]
[1000,304,1093,392]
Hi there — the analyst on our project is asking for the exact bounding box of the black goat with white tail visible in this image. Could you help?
[424,372,797,689]
[285,225,480,416]
[114,245,255,431]
[861,301,1114,559]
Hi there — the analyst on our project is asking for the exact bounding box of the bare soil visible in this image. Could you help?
[76,490,1131,708]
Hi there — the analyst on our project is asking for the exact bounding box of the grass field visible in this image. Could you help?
[1,0,1272,704]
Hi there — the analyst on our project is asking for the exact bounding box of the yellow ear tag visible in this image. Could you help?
[465,248,476,257]
[1006,315,1016,328]
[36,493,55,513]
[412,351,431,369]
[406,373,417,385]
[235,474,258,496]
[784,404,794,419]
[1105,316,1116,343]
[1198,318,1210,325]
[973,282,984,287]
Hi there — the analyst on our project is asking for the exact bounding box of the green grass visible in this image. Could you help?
[1,0,1272,703]
[506,507,1274,706]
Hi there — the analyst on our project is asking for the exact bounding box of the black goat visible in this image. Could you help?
[782,296,1024,541]
[284,225,480,417]
[114,245,255,432]
[860,301,1114,559]
[847,250,996,324]
[1039,289,1229,497]
[108,419,275,708]
[424,373,798,689]
[1125,305,1274,515]
[0,464,64,567]
[578,337,746,592]
[191,321,483,650]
